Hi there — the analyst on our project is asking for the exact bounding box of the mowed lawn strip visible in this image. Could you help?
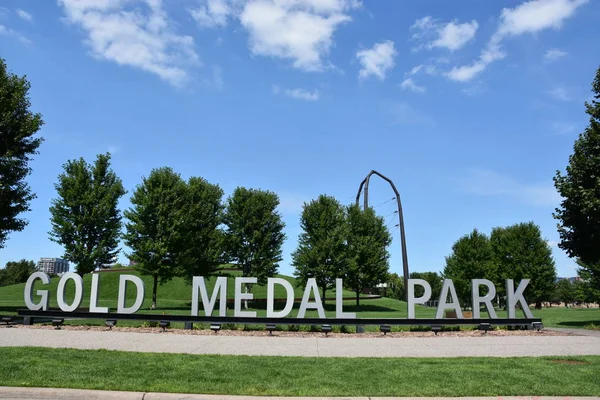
[1,347,599,396]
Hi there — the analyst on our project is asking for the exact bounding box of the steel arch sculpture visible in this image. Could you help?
[356,170,409,300]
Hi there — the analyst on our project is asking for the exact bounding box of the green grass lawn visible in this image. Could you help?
[0,347,599,396]
[1,270,599,329]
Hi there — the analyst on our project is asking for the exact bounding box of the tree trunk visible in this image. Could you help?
[151,274,158,310]
[356,289,360,309]
[535,301,542,309]
[322,287,326,306]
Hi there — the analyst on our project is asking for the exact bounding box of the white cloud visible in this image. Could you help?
[496,0,588,37]
[356,40,396,80]
[59,0,199,87]
[411,16,478,51]
[550,121,578,134]
[548,86,573,101]
[544,48,567,62]
[16,9,33,22]
[385,101,434,126]
[283,88,319,101]
[459,169,561,207]
[400,78,426,93]
[447,0,587,82]
[190,0,231,28]
[408,64,437,76]
[0,24,31,44]
[240,0,358,72]
[547,240,559,248]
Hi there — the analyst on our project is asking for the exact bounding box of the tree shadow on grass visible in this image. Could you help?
[557,320,600,328]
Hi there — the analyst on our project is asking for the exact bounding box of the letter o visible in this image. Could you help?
[57,272,84,312]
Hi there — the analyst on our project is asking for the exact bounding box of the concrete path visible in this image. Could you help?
[546,327,600,338]
[2,328,600,357]
[0,388,599,400]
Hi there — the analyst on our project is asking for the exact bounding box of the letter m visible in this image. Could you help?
[191,277,227,317]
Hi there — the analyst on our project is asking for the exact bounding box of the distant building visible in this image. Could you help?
[37,258,69,275]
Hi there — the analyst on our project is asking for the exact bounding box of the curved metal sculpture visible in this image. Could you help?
[356,170,409,300]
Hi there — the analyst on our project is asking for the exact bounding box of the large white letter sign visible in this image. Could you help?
[24,272,50,311]
[506,279,534,319]
[234,277,257,318]
[472,279,498,319]
[117,275,145,314]
[57,272,84,312]
[336,279,356,318]
[267,278,294,318]
[435,279,463,319]
[407,279,431,319]
[297,278,325,318]
[191,276,227,317]
[90,274,108,313]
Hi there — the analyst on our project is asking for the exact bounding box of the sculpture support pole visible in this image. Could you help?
[356,170,409,301]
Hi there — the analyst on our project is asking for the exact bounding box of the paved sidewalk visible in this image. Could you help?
[1,328,600,357]
[1,388,599,400]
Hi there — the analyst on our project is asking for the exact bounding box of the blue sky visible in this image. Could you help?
[1,0,598,278]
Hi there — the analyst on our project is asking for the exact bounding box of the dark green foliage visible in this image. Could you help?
[0,259,36,286]
[223,187,285,285]
[124,167,188,309]
[577,265,600,305]
[0,58,44,249]
[374,272,404,300]
[49,153,126,275]
[177,177,225,282]
[442,229,496,305]
[292,195,347,301]
[554,65,600,270]
[409,271,443,300]
[345,204,391,306]
[491,222,557,309]
[556,279,575,307]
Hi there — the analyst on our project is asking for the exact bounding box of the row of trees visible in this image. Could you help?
[442,222,556,309]
[292,195,392,306]
[48,160,286,309]
[0,259,37,287]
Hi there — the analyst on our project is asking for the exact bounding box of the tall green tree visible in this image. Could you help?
[0,259,36,287]
[555,278,574,308]
[409,271,443,301]
[49,153,126,275]
[177,177,225,281]
[124,167,187,310]
[442,229,496,306]
[345,204,392,307]
[491,222,557,309]
[0,58,44,249]
[292,195,347,302]
[223,187,286,287]
[554,65,600,273]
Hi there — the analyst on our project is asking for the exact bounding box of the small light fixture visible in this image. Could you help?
[266,323,277,336]
[105,320,117,330]
[52,318,64,330]
[532,322,544,332]
[478,323,492,334]
[380,325,391,336]
[159,320,170,332]
[431,325,442,336]
[210,323,221,333]
[322,324,332,336]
